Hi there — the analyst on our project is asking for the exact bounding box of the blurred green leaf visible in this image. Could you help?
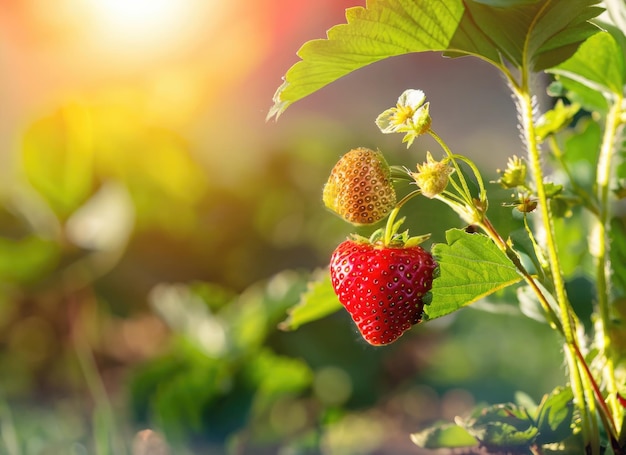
[552,213,590,277]
[563,117,602,166]
[247,349,313,411]
[535,386,574,445]
[0,236,59,283]
[535,100,581,141]
[517,282,556,324]
[425,229,523,320]
[410,423,478,449]
[278,269,342,331]
[458,403,538,449]
[109,129,208,233]
[242,270,312,326]
[22,105,95,219]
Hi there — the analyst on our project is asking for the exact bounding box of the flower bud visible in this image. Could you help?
[496,156,527,189]
[411,152,454,198]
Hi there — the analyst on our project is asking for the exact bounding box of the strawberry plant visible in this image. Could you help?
[270,0,626,453]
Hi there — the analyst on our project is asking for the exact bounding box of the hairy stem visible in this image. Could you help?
[513,87,601,452]
[594,94,624,428]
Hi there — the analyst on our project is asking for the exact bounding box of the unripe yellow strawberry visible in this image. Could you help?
[323,147,396,225]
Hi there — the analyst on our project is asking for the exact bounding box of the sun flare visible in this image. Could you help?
[84,0,198,53]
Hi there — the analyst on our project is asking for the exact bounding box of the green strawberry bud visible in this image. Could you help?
[496,155,527,189]
[323,147,396,225]
[410,152,454,198]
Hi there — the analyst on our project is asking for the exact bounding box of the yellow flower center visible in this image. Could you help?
[393,104,415,126]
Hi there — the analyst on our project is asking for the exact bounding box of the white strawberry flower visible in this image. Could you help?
[375,89,431,147]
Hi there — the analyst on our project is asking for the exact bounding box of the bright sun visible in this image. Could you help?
[84,0,198,54]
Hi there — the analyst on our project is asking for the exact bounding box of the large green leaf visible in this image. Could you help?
[425,229,522,320]
[269,0,602,119]
[269,0,465,119]
[449,0,602,71]
[448,0,605,74]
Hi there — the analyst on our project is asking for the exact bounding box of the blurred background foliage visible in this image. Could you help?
[0,1,566,454]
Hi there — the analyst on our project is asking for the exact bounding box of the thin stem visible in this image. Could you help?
[523,215,550,277]
[441,189,470,206]
[446,173,471,202]
[479,217,562,332]
[594,94,624,428]
[515,88,575,352]
[70,295,128,455]
[429,130,476,203]
[383,189,422,245]
[483,214,618,445]
[448,154,488,202]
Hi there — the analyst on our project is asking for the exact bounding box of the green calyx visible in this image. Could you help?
[350,216,430,248]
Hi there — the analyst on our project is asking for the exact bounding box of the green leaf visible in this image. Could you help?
[269,0,602,119]
[0,236,59,283]
[278,269,343,330]
[22,105,96,219]
[535,386,574,445]
[410,423,478,449]
[535,99,581,141]
[549,31,625,107]
[563,117,602,165]
[269,0,465,119]
[451,0,602,72]
[458,403,538,449]
[424,229,523,320]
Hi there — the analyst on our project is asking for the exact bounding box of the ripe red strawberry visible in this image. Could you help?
[323,147,396,225]
[330,238,436,345]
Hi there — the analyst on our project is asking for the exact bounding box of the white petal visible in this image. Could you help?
[398,89,425,108]
[375,108,399,133]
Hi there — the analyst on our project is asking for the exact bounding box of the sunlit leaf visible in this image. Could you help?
[410,423,478,448]
[269,0,465,119]
[269,0,602,119]
[535,100,581,141]
[22,105,96,219]
[450,0,602,71]
[549,31,625,102]
[278,269,342,331]
[424,229,523,320]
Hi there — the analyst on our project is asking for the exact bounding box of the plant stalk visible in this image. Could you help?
[594,94,624,428]
[513,87,601,452]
